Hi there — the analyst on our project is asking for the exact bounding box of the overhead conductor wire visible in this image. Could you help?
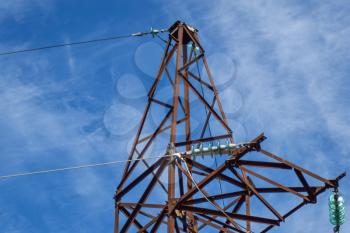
[0,27,168,179]
[194,48,226,208]
[0,154,173,180]
[0,28,168,56]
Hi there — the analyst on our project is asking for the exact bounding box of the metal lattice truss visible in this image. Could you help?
[114,21,345,233]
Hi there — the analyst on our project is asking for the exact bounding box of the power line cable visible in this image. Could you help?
[156,34,168,44]
[0,28,168,56]
[0,34,131,56]
[0,154,173,180]
[194,49,226,208]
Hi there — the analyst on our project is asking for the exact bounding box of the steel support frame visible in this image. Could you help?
[114,21,346,233]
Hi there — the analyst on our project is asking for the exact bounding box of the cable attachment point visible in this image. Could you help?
[173,152,183,160]
[131,28,168,37]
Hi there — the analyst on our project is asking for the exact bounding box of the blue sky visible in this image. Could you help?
[0,0,349,232]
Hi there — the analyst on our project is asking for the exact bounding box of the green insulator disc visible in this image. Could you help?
[329,204,345,211]
[328,192,346,226]
[329,194,345,203]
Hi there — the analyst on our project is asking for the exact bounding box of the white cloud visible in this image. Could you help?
[167,0,350,157]
[0,45,126,227]
[0,0,53,23]
[158,0,350,231]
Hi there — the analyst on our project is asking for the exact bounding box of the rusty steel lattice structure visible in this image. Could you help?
[114,21,346,233]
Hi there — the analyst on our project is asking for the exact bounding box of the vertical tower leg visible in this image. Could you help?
[168,24,184,233]
[183,30,197,233]
[114,205,119,233]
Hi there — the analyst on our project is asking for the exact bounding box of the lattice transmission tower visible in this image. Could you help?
[114,21,345,233]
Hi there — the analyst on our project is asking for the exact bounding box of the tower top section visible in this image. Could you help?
[168,21,199,45]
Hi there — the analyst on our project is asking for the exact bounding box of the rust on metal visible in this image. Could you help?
[114,21,346,232]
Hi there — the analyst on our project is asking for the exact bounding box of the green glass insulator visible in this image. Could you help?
[329,194,344,203]
[330,217,345,225]
[217,141,221,154]
[186,43,199,52]
[329,199,344,206]
[330,212,345,220]
[328,192,346,226]
[329,202,345,210]
[208,143,213,158]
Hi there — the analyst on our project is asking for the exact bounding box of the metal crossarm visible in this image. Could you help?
[114,21,346,233]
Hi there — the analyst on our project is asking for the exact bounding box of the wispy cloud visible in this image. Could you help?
[0,0,53,23]
[160,0,350,160]
[159,0,350,231]
[0,1,349,232]
[0,25,131,233]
